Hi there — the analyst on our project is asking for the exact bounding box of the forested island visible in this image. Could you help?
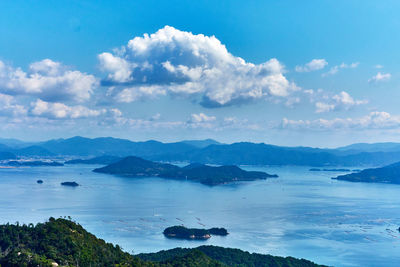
[61,181,79,187]
[0,218,325,266]
[309,168,351,172]
[93,156,277,185]
[163,226,228,240]
[333,162,400,184]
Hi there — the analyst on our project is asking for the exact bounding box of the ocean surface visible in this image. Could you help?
[0,164,400,266]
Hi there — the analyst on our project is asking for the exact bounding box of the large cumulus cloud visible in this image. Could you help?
[98,26,297,107]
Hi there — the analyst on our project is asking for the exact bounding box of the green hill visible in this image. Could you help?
[0,218,325,267]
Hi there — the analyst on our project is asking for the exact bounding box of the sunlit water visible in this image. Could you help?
[1,164,400,266]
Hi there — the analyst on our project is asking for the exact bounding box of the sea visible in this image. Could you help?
[0,164,399,266]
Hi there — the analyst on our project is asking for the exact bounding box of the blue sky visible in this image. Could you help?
[0,0,399,147]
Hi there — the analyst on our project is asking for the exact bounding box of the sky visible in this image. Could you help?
[0,0,400,147]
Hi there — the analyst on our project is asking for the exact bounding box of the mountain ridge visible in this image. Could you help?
[3,136,400,166]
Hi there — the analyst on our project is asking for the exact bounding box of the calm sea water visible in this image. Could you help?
[0,164,400,266]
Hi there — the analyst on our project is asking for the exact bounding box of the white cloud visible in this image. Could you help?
[306,89,367,113]
[189,113,216,123]
[0,59,97,102]
[315,102,336,113]
[114,85,166,102]
[368,72,391,83]
[375,64,384,69]
[322,62,359,77]
[0,93,27,117]
[282,111,400,130]
[295,59,328,72]
[98,26,297,108]
[30,99,106,119]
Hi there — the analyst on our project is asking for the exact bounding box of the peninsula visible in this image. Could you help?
[333,162,400,184]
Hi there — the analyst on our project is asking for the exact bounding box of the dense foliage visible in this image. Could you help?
[93,156,276,185]
[139,246,326,267]
[0,218,325,267]
[0,217,146,266]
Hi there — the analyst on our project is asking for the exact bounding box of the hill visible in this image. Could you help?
[333,161,400,184]
[0,151,16,160]
[65,155,122,165]
[139,245,325,267]
[0,218,325,267]
[93,156,277,185]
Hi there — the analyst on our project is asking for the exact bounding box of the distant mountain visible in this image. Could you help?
[180,139,221,148]
[13,145,54,157]
[5,135,400,167]
[93,156,277,185]
[177,143,400,166]
[65,155,122,165]
[333,162,400,184]
[0,138,31,148]
[38,136,198,157]
[337,142,400,153]
[0,151,16,160]
[182,143,338,166]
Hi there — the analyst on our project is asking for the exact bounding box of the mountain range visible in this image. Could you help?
[3,136,400,166]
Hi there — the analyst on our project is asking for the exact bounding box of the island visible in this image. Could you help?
[65,155,121,165]
[333,161,400,184]
[61,181,79,187]
[7,161,64,167]
[163,226,228,240]
[93,156,278,186]
[0,217,325,266]
[309,168,351,172]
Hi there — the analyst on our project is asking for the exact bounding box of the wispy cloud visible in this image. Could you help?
[282,111,400,130]
[368,72,391,83]
[303,89,367,113]
[30,99,106,119]
[295,59,328,72]
[322,62,359,77]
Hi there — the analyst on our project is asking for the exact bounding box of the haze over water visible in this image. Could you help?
[1,164,400,267]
